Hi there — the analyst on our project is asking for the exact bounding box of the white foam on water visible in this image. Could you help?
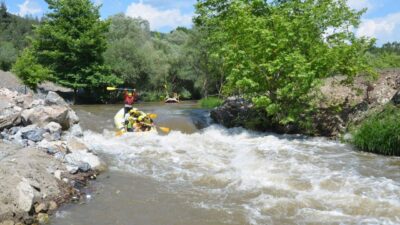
[82,125,400,224]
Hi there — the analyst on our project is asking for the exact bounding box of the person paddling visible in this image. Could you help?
[123,89,137,115]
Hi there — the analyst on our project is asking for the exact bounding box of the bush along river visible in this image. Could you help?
[47,101,400,225]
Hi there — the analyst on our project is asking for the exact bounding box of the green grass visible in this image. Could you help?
[199,97,224,109]
[352,104,400,156]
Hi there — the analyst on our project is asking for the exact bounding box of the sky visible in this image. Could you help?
[3,0,400,45]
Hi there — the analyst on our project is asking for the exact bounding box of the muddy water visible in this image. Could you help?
[52,102,400,225]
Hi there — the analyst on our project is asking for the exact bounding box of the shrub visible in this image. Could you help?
[352,104,400,156]
[199,97,223,109]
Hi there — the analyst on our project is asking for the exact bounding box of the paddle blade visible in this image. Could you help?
[107,87,117,91]
[116,130,125,136]
[158,126,170,133]
[148,113,157,119]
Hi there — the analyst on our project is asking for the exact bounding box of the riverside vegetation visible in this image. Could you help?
[0,0,399,156]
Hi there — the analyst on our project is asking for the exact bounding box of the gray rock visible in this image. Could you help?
[37,140,67,155]
[43,132,61,142]
[67,110,80,126]
[9,126,21,135]
[27,140,36,146]
[65,151,102,171]
[45,91,67,106]
[35,202,48,213]
[78,162,91,172]
[66,137,87,153]
[66,165,79,174]
[16,178,34,212]
[21,128,46,142]
[44,122,62,134]
[0,110,21,131]
[52,132,61,141]
[28,99,45,108]
[48,201,57,211]
[21,106,70,129]
[70,124,83,137]
[53,151,66,160]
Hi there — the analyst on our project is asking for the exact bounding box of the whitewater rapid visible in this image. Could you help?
[81,125,400,224]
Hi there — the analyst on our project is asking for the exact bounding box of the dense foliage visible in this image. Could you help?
[0,2,39,71]
[104,15,205,99]
[195,0,374,125]
[352,104,400,156]
[4,0,398,104]
[12,0,121,98]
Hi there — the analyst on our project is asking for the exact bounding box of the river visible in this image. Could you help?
[51,102,400,225]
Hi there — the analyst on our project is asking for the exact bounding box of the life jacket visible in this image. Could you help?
[124,94,135,106]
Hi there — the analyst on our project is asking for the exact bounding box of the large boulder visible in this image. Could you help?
[21,106,70,130]
[0,89,23,131]
[45,91,67,106]
[64,151,104,173]
[0,108,22,131]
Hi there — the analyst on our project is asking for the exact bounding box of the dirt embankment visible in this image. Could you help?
[0,88,106,225]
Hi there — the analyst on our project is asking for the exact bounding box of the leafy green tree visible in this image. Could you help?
[12,48,51,89]
[196,0,374,125]
[18,0,121,98]
[185,27,225,97]
[0,41,17,71]
[104,14,155,88]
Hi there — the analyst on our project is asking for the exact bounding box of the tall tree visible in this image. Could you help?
[196,0,375,125]
[14,0,121,98]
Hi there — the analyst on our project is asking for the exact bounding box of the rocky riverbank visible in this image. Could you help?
[211,69,400,137]
[0,88,106,224]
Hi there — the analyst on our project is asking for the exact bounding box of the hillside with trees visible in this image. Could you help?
[0,2,39,71]
[2,0,399,104]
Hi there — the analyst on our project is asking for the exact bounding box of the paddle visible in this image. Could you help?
[143,113,170,133]
[107,87,135,91]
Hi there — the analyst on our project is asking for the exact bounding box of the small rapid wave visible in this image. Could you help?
[82,125,400,224]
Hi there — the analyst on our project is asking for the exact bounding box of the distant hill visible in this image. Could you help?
[0,2,40,71]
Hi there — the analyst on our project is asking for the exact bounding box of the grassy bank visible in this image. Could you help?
[199,97,223,109]
[351,104,400,156]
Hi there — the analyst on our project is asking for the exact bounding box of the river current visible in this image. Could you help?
[52,102,400,225]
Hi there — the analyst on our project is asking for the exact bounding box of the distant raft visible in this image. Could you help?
[165,97,179,103]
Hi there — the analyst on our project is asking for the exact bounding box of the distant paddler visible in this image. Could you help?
[106,86,139,115]
[123,88,138,115]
